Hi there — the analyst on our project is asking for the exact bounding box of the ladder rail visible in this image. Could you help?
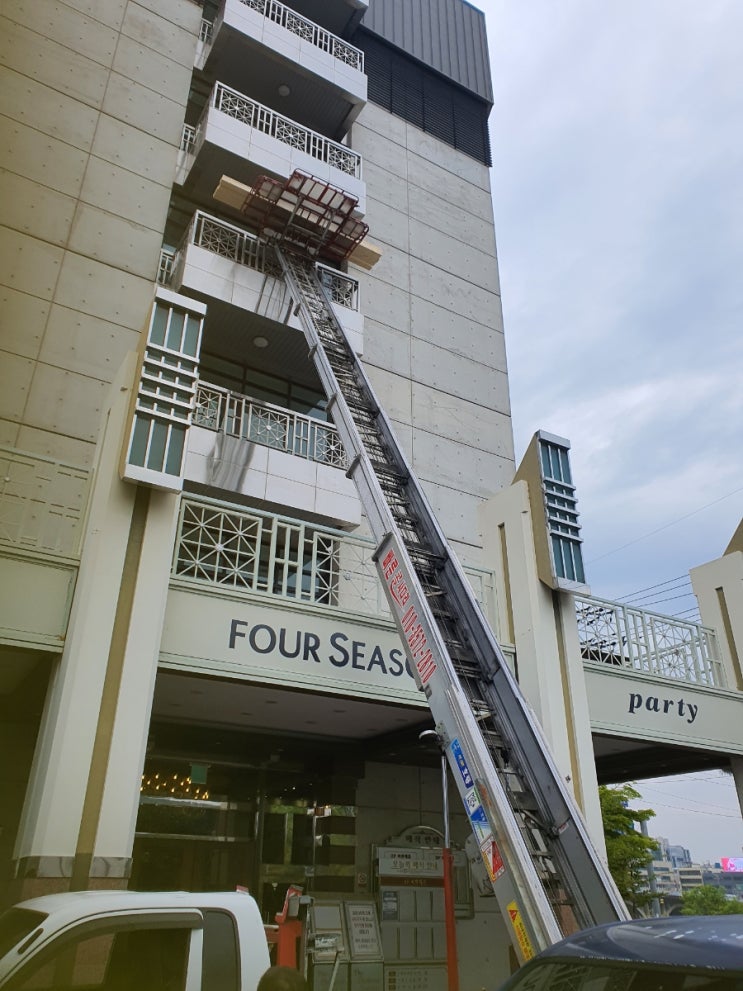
[275,247,629,960]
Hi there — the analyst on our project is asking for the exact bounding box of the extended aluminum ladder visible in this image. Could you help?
[274,246,629,961]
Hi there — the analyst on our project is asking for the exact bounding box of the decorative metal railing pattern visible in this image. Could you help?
[173,496,498,626]
[204,82,362,178]
[317,263,359,311]
[575,594,724,688]
[193,382,348,468]
[174,211,359,309]
[0,446,90,558]
[181,124,196,154]
[158,248,176,286]
[199,17,213,43]
[234,0,364,71]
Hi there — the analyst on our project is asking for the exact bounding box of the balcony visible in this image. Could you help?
[164,211,364,353]
[198,0,366,140]
[184,385,360,528]
[177,82,365,215]
[576,594,723,689]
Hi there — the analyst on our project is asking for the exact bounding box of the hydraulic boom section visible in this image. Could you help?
[251,171,629,963]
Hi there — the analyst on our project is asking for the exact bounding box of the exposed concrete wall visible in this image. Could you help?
[0,0,199,466]
[352,102,514,567]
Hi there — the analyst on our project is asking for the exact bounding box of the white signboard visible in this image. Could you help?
[160,588,426,705]
[585,667,743,754]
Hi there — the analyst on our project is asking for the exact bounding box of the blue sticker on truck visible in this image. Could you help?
[450,738,473,788]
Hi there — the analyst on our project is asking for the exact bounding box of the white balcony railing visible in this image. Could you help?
[575,594,724,689]
[173,495,497,625]
[193,382,348,469]
[165,210,360,311]
[0,445,90,558]
[221,0,364,72]
[185,83,363,179]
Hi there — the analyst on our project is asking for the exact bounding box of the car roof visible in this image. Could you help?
[537,916,743,968]
[8,890,259,923]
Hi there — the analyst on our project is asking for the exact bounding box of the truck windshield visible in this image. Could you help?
[0,909,47,958]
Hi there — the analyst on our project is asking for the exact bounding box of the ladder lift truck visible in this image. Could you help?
[215,169,630,965]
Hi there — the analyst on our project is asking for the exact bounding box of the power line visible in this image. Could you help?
[616,575,690,601]
[586,485,743,564]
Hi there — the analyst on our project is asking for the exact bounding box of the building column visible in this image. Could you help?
[11,354,180,899]
[478,481,606,854]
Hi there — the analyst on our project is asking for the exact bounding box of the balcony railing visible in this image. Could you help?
[194,382,348,469]
[0,445,90,558]
[224,0,364,72]
[187,83,363,179]
[166,210,360,310]
[575,594,724,689]
[173,495,497,625]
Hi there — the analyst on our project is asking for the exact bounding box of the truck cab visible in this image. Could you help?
[0,890,270,991]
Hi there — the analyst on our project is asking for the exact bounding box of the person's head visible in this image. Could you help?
[257,966,309,991]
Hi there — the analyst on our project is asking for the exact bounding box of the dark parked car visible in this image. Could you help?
[497,916,743,990]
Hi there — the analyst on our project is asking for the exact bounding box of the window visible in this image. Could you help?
[7,923,193,991]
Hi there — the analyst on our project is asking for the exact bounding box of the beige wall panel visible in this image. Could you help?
[422,480,501,549]
[91,114,180,184]
[112,35,192,105]
[0,67,99,151]
[54,250,155,328]
[362,319,411,383]
[357,277,409,332]
[354,102,407,148]
[407,126,490,190]
[22,363,108,443]
[0,121,88,197]
[410,256,500,324]
[411,384,514,458]
[101,71,187,145]
[60,0,127,31]
[363,364,413,428]
[0,171,76,247]
[410,337,511,412]
[0,227,64,300]
[408,153,494,219]
[413,427,515,498]
[134,0,203,33]
[355,123,408,179]
[120,2,199,68]
[409,296,506,367]
[408,184,496,256]
[7,1,118,68]
[365,241,411,295]
[0,20,109,108]
[14,424,95,466]
[0,557,76,646]
[360,161,409,214]
[79,157,171,231]
[39,305,140,381]
[0,287,48,361]
[67,201,162,279]
[0,351,34,421]
[409,219,500,292]
[362,197,409,253]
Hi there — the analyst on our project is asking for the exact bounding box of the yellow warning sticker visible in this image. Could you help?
[506,901,535,961]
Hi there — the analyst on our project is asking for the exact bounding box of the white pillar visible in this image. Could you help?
[478,481,606,854]
[14,355,179,892]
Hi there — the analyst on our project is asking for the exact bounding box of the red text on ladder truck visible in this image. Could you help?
[382,548,437,686]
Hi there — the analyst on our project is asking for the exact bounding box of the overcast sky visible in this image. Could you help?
[479,0,743,864]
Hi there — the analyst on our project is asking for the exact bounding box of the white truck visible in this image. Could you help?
[0,889,271,990]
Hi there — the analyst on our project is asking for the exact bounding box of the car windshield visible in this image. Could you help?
[0,909,47,958]
[505,960,743,991]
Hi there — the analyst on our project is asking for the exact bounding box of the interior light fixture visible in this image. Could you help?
[253,336,269,348]
[277,84,291,97]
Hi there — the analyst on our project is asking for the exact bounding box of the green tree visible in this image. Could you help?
[599,784,657,913]
[681,885,743,915]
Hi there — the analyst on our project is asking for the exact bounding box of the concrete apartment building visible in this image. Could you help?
[2,0,743,985]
